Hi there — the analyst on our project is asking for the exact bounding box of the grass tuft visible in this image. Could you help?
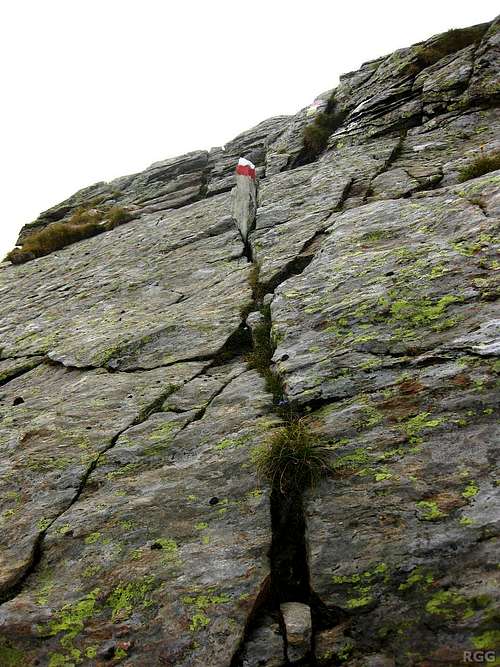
[6,204,134,264]
[252,417,331,494]
[458,151,500,183]
[301,98,347,164]
[105,206,134,230]
[415,25,488,67]
[6,221,102,264]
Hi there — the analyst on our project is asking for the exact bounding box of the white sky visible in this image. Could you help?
[1,1,497,258]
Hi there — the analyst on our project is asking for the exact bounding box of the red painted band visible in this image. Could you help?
[236,165,256,179]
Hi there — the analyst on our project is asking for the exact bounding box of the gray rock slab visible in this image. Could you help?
[0,370,275,667]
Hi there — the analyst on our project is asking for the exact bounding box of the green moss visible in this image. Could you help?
[246,488,263,499]
[107,577,155,621]
[36,574,55,606]
[189,612,210,631]
[452,240,482,256]
[374,468,393,482]
[82,564,102,578]
[332,563,389,610]
[360,358,383,370]
[355,403,383,430]
[152,537,177,552]
[49,652,77,666]
[84,532,101,545]
[115,646,128,659]
[429,264,447,280]
[57,524,72,535]
[142,422,175,456]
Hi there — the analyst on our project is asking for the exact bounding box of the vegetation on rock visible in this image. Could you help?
[415,24,488,67]
[5,206,133,264]
[301,97,347,164]
[458,150,500,182]
[252,417,330,494]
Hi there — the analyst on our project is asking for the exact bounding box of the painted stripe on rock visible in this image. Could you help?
[236,164,256,179]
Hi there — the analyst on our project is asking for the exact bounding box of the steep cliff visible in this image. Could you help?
[0,17,499,667]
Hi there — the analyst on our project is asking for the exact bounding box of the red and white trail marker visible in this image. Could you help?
[236,157,256,179]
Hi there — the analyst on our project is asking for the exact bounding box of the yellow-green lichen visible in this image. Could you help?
[181,590,231,632]
[107,576,155,621]
[40,588,100,663]
[398,568,434,592]
[416,500,446,521]
[402,412,443,445]
[462,481,479,499]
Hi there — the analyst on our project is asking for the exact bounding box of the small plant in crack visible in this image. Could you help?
[248,263,267,302]
[252,417,331,494]
[245,304,285,403]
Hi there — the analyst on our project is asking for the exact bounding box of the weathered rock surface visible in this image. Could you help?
[1,15,499,667]
[239,613,284,667]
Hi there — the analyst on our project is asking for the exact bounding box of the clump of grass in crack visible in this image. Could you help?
[301,95,348,164]
[458,150,500,183]
[252,417,331,494]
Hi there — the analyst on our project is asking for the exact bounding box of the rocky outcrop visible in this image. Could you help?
[1,16,499,667]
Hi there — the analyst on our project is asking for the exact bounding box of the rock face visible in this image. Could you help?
[1,16,499,667]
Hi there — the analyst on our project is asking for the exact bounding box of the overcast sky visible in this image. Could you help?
[1,1,497,258]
